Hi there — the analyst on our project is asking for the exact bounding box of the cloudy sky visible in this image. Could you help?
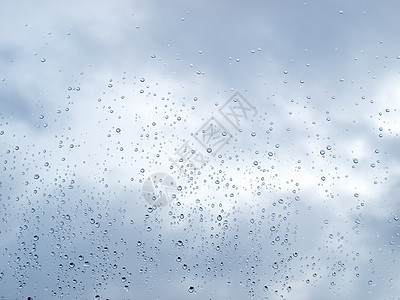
[1,0,400,299]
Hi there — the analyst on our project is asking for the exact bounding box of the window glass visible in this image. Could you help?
[1,1,399,299]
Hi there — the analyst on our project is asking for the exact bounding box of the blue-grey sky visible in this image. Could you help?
[1,0,400,299]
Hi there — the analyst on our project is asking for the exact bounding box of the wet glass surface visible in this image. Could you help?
[1,1,400,299]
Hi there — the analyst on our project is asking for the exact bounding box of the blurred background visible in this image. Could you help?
[1,0,400,299]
